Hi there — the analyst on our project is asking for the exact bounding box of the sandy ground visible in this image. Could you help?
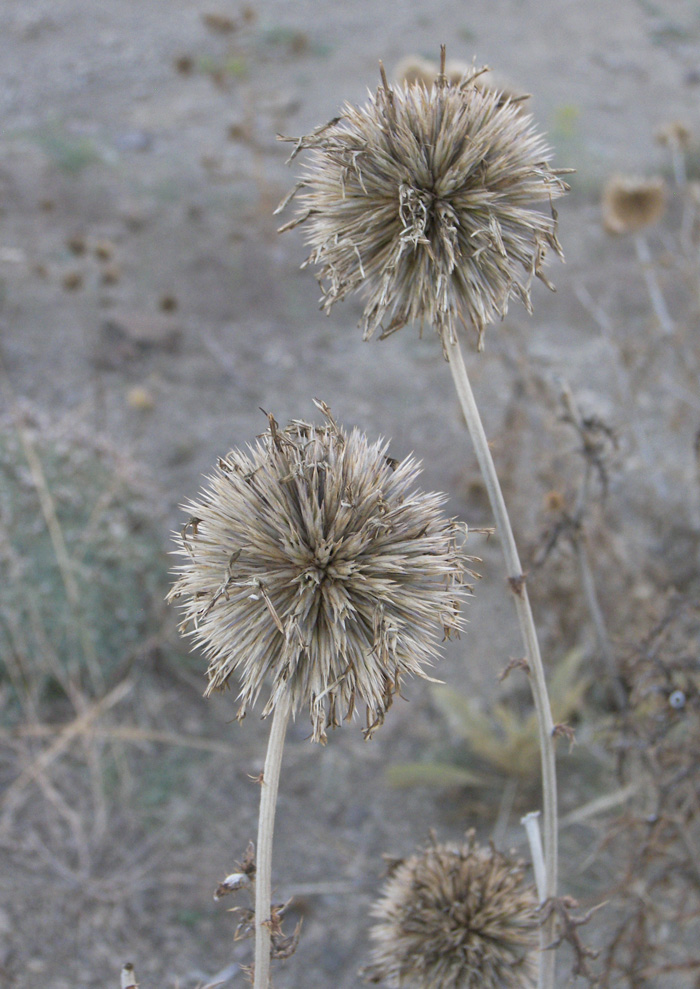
[0,1,699,986]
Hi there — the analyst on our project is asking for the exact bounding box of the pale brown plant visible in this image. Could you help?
[168,403,469,743]
[278,54,568,989]
[277,58,567,349]
[366,833,539,989]
[601,175,667,235]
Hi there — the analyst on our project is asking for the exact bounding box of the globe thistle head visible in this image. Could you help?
[168,403,468,743]
[601,175,667,235]
[655,120,692,151]
[366,833,539,989]
[277,48,568,350]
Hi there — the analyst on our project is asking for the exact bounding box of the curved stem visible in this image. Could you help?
[254,697,292,989]
[445,335,558,989]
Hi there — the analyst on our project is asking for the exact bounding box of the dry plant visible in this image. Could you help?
[594,595,700,987]
[529,385,626,711]
[364,832,539,989]
[0,403,166,856]
[385,648,589,800]
[601,174,673,336]
[167,402,470,989]
[0,401,230,984]
[277,46,572,987]
[0,402,163,710]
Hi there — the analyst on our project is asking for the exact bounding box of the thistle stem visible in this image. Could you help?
[521,811,547,904]
[633,233,674,337]
[254,696,292,989]
[445,335,558,989]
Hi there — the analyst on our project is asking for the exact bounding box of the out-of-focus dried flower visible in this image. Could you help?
[366,833,539,988]
[278,53,567,349]
[393,54,437,88]
[655,120,692,150]
[168,404,468,743]
[601,175,667,235]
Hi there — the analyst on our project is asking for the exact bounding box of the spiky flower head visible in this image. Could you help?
[601,175,667,235]
[167,403,467,743]
[278,48,568,350]
[366,833,539,989]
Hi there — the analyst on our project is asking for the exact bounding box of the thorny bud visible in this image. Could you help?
[168,403,469,743]
[366,833,539,989]
[277,48,568,350]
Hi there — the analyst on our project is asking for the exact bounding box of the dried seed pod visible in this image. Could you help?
[367,834,539,988]
[601,175,667,235]
[168,404,469,742]
[278,52,567,348]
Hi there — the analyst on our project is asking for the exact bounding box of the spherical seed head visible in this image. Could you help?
[278,57,568,349]
[367,834,539,989]
[601,175,667,235]
[168,405,468,743]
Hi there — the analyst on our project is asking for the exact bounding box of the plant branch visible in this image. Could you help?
[446,335,558,989]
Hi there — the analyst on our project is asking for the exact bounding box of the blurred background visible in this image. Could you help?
[1,1,699,986]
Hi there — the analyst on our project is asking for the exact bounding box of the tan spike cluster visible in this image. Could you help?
[277,52,568,350]
[168,404,469,743]
[366,833,539,989]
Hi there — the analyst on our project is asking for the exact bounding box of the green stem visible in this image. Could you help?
[254,697,291,989]
[445,335,558,989]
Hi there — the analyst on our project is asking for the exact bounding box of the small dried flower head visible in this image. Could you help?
[168,404,467,743]
[655,120,692,150]
[367,833,539,989]
[278,49,567,349]
[601,175,667,235]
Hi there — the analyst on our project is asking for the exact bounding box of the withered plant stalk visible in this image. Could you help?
[275,51,569,986]
[446,335,557,989]
[254,696,291,989]
[168,407,467,989]
[633,234,674,336]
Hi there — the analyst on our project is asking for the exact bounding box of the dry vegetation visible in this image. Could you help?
[1,3,699,988]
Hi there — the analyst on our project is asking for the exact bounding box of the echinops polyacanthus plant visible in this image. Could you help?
[168,402,470,989]
[278,47,570,989]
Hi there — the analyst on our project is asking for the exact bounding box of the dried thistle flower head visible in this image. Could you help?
[655,120,692,150]
[168,403,468,743]
[278,50,567,349]
[366,833,539,988]
[601,175,667,235]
